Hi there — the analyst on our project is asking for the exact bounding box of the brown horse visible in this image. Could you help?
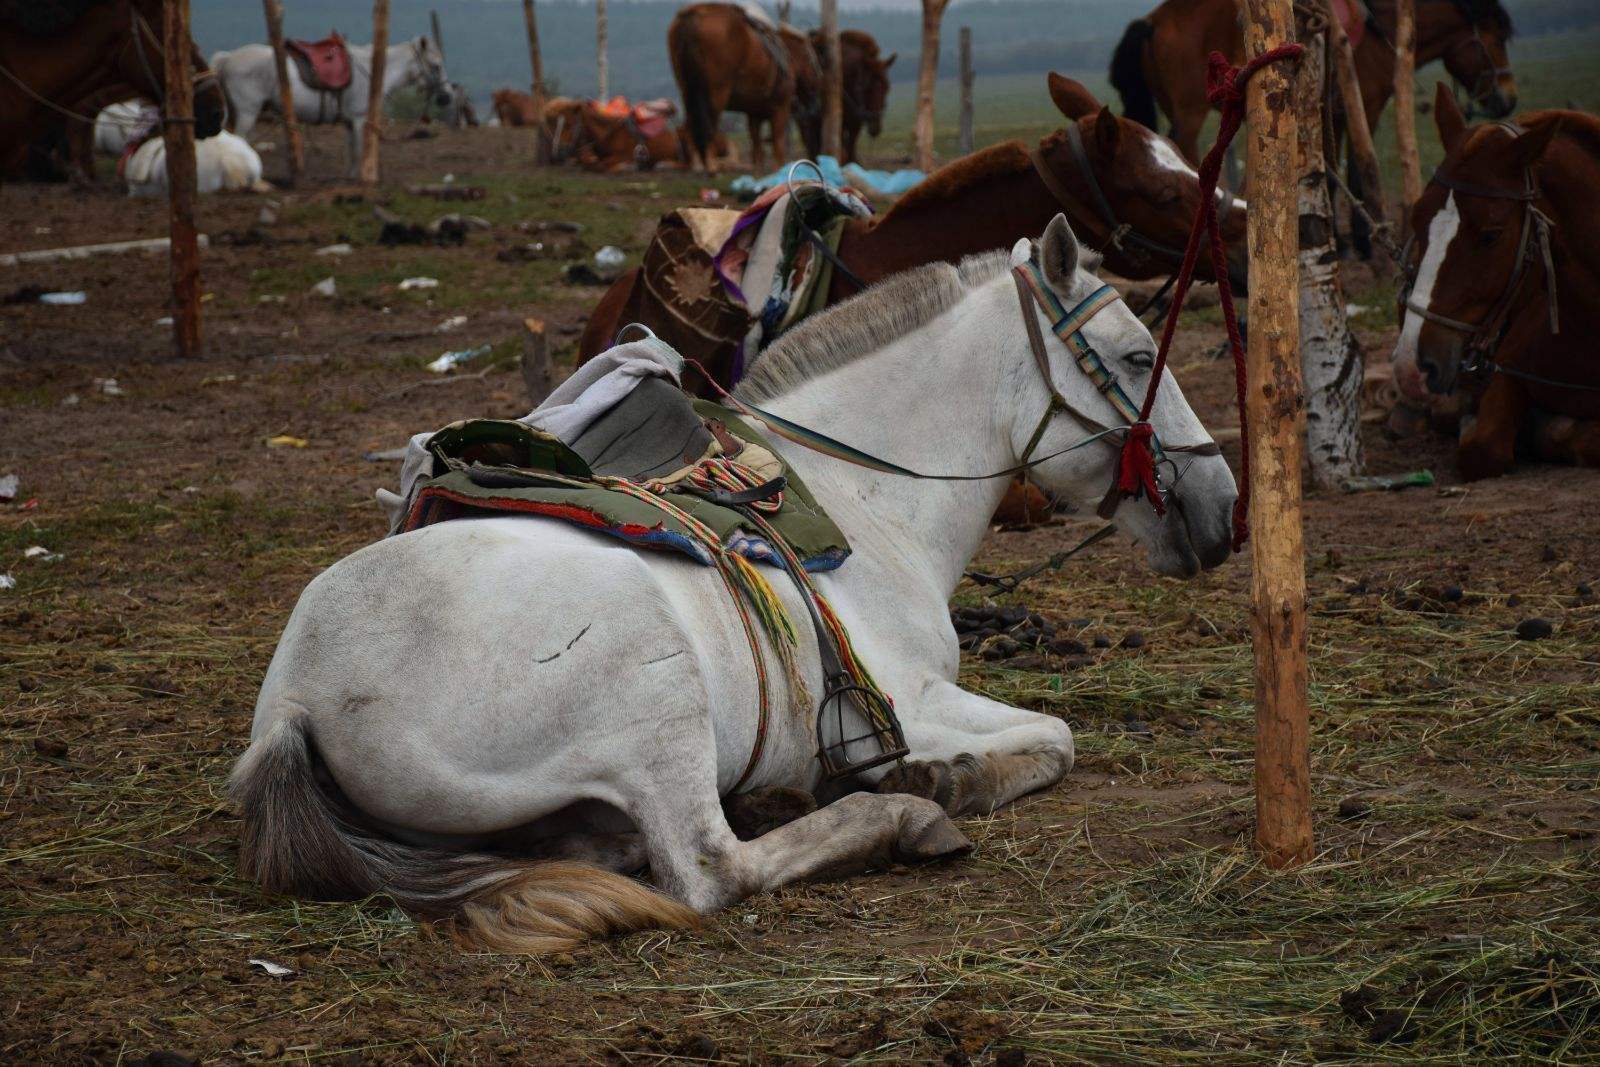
[491,88,540,127]
[567,100,684,173]
[577,73,1247,382]
[1392,85,1600,480]
[1111,0,1516,164]
[669,2,812,174]
[798,29,895,164]
[0,0,224,152]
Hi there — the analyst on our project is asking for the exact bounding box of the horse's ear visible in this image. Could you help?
[1093,106,1121,155]
[1434,82,1467,155]
[1039,213,1082,292]
[880,52,896,71]
[1047,72,1100,120]
[1507,117,1561,171]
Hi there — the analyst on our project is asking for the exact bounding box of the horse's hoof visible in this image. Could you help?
[893,800,973,863]
[877,760,954,808]
[722,785,817,840]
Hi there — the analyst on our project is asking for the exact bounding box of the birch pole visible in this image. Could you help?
[1295,26,1364,486]
[958,27,974,156]
[1322,0,1386,233]
[912,0,950,173]
[359,0,390,185]
[163,0,200,359]
[820,0,843,159]
[1394,0,1422,231]
[596,0,609,100]
[522,0,551,164]
[261,0,303,184]
[1241,0,1314,870]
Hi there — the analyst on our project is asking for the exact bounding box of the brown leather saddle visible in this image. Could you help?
[286,32,352,93]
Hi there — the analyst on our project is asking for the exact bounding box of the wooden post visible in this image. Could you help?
[1393,0,1422,232]
[1323,0,1386,233]
[820,0,842,159]
[360,0,390,184]
[913,0,950,172]
[163,0,201,359]
[1295,24,1364,486]
[1241,0,1313,869]
[430,9,444,58]
[596,0,609,100]
[261,0,303,184]
[957,26,973,156]
[520,317,553,405]
[521,0,551,163]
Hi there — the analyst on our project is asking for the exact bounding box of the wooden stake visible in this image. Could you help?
[430,9,445,58]
[1295,24,1364,486]
[1393,0,1422,232]
[912,0,950,173]
[520,317,553,405]
[360,0,390,185]
[1241,0,1314,870]
[521,0,551,164]
[819,0,843,159]
[163,0,201,359]
[261,0,303,184]
[1323,0,1386,235]
[595,0,609,101]
[957,26,974,156]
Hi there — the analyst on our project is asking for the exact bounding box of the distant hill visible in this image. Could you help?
[191,0,1600,111]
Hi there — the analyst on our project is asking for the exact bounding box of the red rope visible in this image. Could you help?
[1111,43,1303,552]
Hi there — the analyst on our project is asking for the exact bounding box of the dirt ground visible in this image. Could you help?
[3,126,1597,1064]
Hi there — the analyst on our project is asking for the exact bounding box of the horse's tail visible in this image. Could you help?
[669,10,714,164]
[1109,18,1158,130]
[230,707,698,955]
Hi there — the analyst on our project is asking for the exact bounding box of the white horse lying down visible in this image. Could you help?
[211,36,449,177]
[232,216,1236,953]
[94,100,157,156]
[124,131,267,197]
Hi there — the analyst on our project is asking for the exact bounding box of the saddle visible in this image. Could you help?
[595,96,677,141]
[286,32,352,93]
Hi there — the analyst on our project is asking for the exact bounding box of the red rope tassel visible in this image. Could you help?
[1101,43,1302,553]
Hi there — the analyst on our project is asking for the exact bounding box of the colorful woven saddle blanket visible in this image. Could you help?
[287,32,352,93]
[399,386,850,572]
[593,95,677,140]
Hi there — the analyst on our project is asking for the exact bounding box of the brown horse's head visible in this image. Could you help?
[1041,73,1247,290]
[1427,0,1517,119]
[1393,85,1560,399]
[840,31,894,138]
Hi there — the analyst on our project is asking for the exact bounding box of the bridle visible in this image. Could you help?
[0,0,217,128]
[1365,0,1511,119]
[1029,127,1236,320]
[1400,120,1562,386]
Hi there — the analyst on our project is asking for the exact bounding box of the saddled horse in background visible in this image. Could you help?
[579,73,1247,382]
[798,29,895,165]
[229,215,1237,955]
[669,2,816,173]
[0,0,224,152]
[1392,85,1600,480]
[212,35,449,177]
[1111,0,1517,165]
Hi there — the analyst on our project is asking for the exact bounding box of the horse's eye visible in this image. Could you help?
[1125,350,1155,371]
[1479,228,1503,246]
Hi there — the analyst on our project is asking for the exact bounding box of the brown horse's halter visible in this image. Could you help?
[1400,120,1562,385]
[0,0,216,128]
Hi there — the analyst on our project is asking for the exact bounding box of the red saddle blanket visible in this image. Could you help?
[1331,0,1367,49]
[287,32,352,93]
[595,96,677,140]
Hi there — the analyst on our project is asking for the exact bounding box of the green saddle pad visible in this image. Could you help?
[399,400,850,572]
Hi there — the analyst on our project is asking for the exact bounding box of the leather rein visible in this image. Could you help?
[1400,120,1569,387]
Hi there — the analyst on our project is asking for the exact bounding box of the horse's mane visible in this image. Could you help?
[840,29,880,55]
[736,250,1013,402]
[1451,0,1514,39]
[0,0,108,36]
[877,140,1032,224]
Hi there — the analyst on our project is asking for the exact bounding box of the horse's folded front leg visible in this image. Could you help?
[1457,374,1528,480]
[878,746,1072,817]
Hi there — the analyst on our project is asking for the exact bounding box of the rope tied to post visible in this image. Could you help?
[1105,43,1303,552]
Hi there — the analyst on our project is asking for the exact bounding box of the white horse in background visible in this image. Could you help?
[123,131,268,197]
[94,99,157,156]
[230,216,1237,955]
[211,35,449,176]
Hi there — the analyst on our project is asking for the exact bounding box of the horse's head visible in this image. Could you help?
[409,35,452,108]
[843,33,894,137]
[1432,0,1516,119]
[1393,85,1559,399]
[119,0,224,138]
[1041,73,1247,290]
[1018,215,1236,577]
